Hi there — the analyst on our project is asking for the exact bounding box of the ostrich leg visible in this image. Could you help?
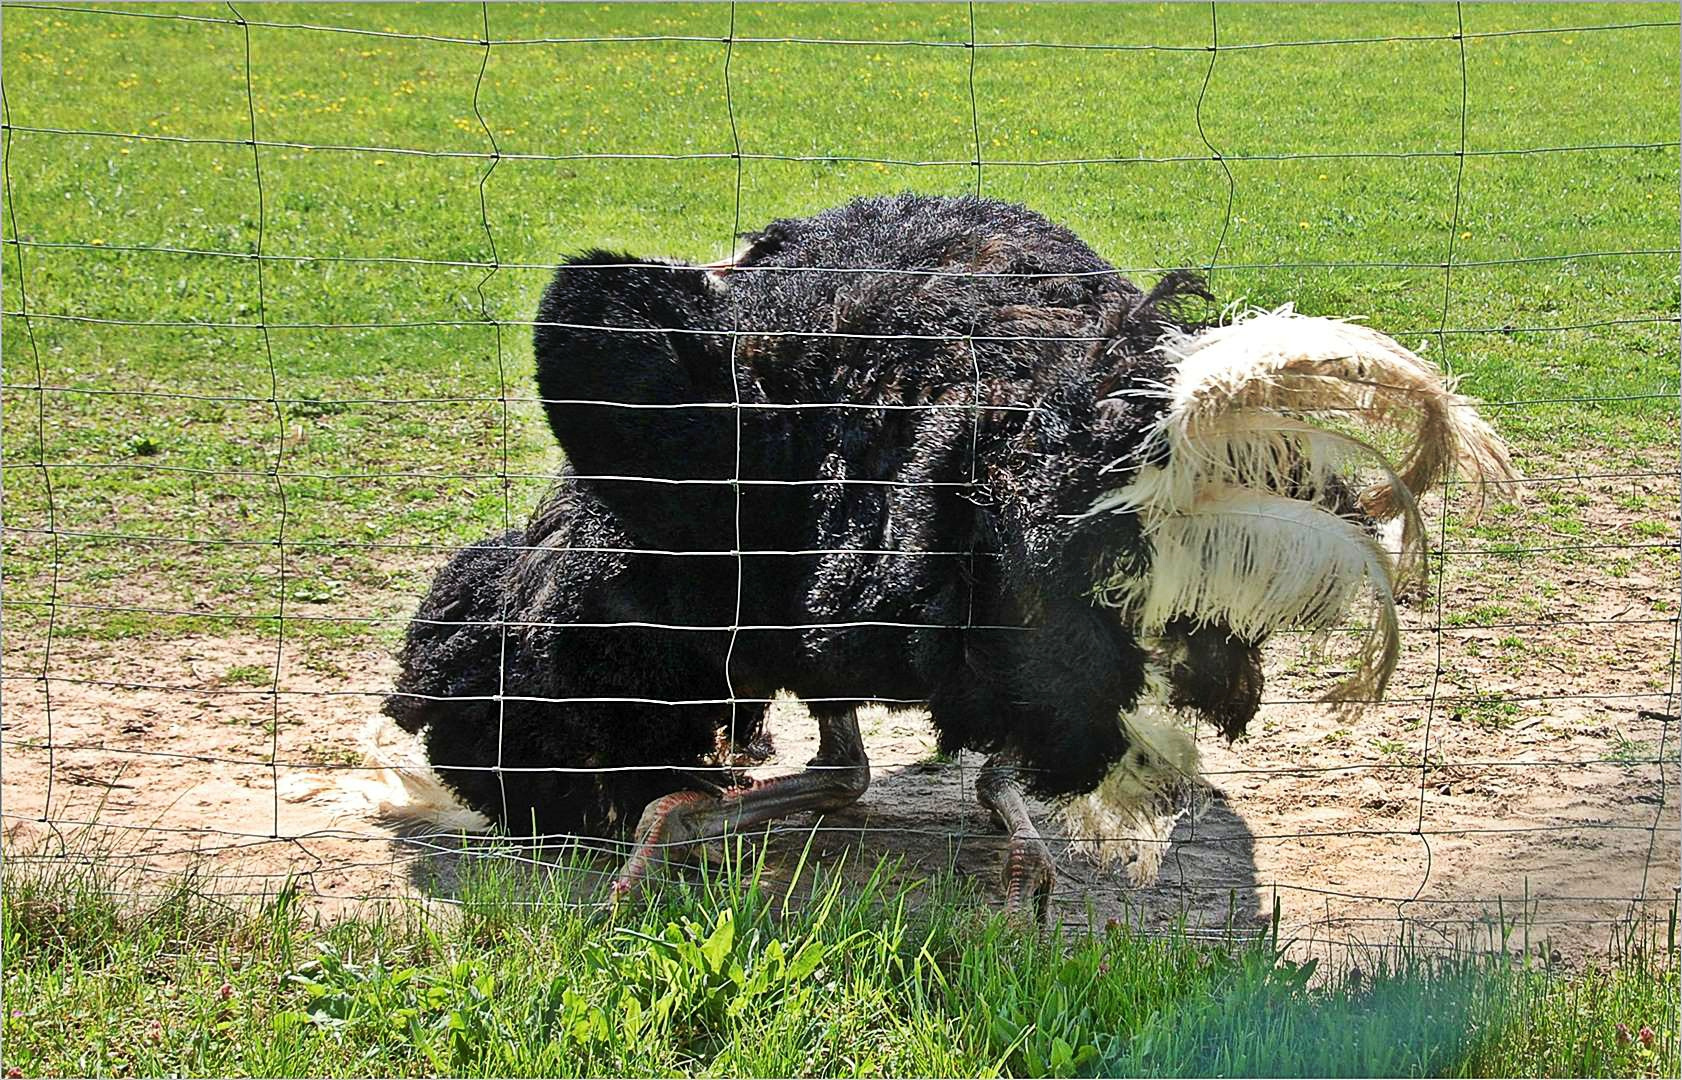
[975,754,1057,922]
[610,709,869,899]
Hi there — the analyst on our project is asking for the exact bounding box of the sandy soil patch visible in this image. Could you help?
[4,460,1676,964]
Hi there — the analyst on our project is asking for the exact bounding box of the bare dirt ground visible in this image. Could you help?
[4,461,1677,966]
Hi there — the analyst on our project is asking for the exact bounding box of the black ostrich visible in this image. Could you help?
[381,194,1516,914]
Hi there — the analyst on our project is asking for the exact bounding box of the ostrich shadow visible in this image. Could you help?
[786,754,1268,935]
[389,751,1266,936]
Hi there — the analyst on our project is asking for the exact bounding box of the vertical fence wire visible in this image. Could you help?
[1643,37,1682,916]
[1194,1,1233,288]
[0,79,57,823]
[1405,0,1470,926]
[470,0,513,833]
[957,0,983,863]
[721,0,747,794]
[229,2,288,837]
[1636,183,1682,916]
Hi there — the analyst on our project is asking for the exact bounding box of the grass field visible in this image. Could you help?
[5,851,1680,1077]
[0,2,1676,649]
[1,3,1679,1076]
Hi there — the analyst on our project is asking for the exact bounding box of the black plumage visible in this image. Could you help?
[383,193,1513,904]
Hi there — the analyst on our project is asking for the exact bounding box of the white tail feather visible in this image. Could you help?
[1154,305,1518,517]
[1065,308,1520,875]
[1089,305,1519,706]
[1057,671,1202,885]
[279,717,491,836]
[1100,488,1401,704]
[1091,413,1428,585]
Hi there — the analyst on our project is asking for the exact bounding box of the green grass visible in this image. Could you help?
[0,2,1677,647]
[3,847,1678,1078]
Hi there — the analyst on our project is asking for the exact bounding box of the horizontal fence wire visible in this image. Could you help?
[0,0,1676,955]
[6,236,1682,274]
[5,2,1678,45]
[7,120,1682,165]
[3,464,1676,487]
[2,387,1678,411]
[6,309,1681,336]
[0,676,1676,711]
[5,808,1671,850]
[7,527,1672,566]
[4,739,1675,777]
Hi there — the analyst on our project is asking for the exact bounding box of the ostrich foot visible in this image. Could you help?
[1000,830,1057,923]
[608,789,717,902]
[610,710,868,902]
[977,754,1057,924]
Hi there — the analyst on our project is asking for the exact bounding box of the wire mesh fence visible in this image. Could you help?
[1,1,1678,957]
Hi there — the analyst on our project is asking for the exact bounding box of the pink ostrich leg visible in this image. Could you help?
[610,709,869,899]
[976,753,1058,922]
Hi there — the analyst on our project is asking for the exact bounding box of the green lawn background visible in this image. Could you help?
[1,3,1676,645]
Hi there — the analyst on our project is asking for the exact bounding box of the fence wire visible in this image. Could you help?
[1,1,1678,955]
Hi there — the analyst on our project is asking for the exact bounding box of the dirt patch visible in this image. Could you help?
[3,455,1677,963]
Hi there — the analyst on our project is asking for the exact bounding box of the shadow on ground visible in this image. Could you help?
[389,751,1268,938]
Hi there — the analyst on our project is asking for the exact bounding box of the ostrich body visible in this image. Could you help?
[384,194,1516,913]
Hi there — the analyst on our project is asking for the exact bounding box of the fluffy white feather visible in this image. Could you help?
[1099,486,1401,704]
[1091,413,1428,584]
[280,716,491,837]
[1089,305,1519,706]
[1150,304,1518,518]
[1063,307,1519,880]
[1056,669,1202,886]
